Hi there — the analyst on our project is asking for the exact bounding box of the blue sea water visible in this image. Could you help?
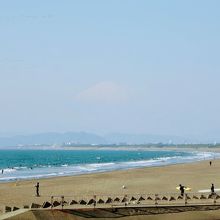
[0,149,217,182]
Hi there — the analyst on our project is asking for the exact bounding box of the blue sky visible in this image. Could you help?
[0,1,220,139]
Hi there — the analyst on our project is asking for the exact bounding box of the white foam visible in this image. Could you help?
[0,151,219,182]
[61,164,68,167]
[2,168,16,173]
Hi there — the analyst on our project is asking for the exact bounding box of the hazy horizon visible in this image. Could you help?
[0,131,218,145]
[1,1,220,141]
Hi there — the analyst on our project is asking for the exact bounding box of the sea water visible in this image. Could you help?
[0,149,217,182]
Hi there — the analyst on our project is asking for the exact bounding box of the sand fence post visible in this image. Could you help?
[51,196,54,209]
[184,194,187,205]
[213,194,216,204]
[155,194,158,206]
[124,195,128,207]
[93,195,96,208]
[61,196,64,210]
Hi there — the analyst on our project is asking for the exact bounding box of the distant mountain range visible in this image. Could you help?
[0,131,214,147]
[0,132,106,147]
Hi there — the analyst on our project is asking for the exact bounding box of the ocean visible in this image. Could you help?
[0,149,217,182]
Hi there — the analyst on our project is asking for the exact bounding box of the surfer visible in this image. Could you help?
[35,182,40,197]
[179,184,185,196]
[211,183,215,194]
[1,169,3,174]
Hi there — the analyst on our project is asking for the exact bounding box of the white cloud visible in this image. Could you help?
[76,81,128,103]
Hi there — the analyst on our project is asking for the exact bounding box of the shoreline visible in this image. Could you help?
[0,158,217,189]
[0,148,218,183]
[0,157,211,185]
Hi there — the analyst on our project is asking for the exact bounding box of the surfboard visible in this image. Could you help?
[176,186,191,191]
[198,189,220,193]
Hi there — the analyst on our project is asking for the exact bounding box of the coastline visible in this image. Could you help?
[1,158,219,209]
[0,147,218,182]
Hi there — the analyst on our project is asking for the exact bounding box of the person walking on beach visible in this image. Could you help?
[179,184,185,196]
[211,183,215,194]
[35,182,40,197]
[210,161,212,166]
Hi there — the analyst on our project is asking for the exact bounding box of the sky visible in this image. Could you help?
[0,1,220,140]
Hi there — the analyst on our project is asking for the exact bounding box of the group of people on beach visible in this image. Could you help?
[34,182,216,198]
[33,160,219,198]
[178,161,215,196]
[179,183,215,196]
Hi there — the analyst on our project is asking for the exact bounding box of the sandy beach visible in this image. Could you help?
[0,158,220,218]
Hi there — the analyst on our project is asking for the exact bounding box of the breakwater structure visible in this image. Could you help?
[1,191,220,219]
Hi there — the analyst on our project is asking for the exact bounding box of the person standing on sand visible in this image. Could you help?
[179,184,184,196]
[35,182,40,197]
[210,161,212,166]
[211,183,215,194]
